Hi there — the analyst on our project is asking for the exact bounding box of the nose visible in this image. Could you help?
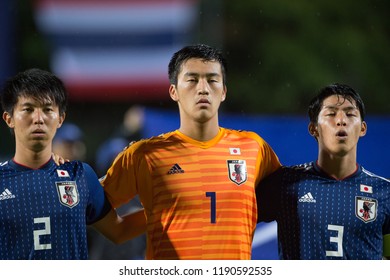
[33,109,44,124]
[336,112,347,126]
[197,78,209,94]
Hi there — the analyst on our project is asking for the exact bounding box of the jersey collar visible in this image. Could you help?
[9,158,56,171]
[175,127,225,149]
[313,161,362,181]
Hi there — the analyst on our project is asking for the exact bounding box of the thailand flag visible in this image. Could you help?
[33,0,199,101]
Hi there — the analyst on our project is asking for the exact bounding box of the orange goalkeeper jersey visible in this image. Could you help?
[101,128,281,259]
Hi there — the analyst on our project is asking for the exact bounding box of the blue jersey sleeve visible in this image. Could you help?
[82,163,111,224]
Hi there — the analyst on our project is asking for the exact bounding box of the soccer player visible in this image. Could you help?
[0,68,145,259]
[256,83,390,259]
[100,44,281,260]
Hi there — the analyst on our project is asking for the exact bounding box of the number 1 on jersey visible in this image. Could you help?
[206,192,216,223]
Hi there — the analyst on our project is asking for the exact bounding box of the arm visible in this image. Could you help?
[82,162,147,244]
[92,208,146,244]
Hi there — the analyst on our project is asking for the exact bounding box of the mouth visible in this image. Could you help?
[197,98,210,105]
[335,130,348,140]
[196,98,211,108]
[31,129,46,137]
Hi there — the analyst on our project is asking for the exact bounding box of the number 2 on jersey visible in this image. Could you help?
[33,217,52,250]
[206,192,216,223]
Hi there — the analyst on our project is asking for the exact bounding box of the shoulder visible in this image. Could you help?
[56,160,83,170]
[59,161,102,189]
[223,127,260,138]
[289,162,315,172]
[121,131,179,154]
[0,160,13,175]
[361,167,390,184]
[0,160,10,169]
[223,128,269,145]
[260,163,314,188]
[54,160,92,175]
[274,162,315,177]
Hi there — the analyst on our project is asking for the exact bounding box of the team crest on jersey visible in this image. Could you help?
[56,181,79,208]
[227,160,247,185]
[355,196,377,223]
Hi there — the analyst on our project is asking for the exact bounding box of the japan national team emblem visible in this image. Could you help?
[227,160,247,185]
[56,181,79,208]
[355,196,377,223]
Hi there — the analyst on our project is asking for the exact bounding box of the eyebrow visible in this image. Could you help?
[323,105,357,110]
[184,72,221,78]
[19,101,54,107]
[322,105,359,112]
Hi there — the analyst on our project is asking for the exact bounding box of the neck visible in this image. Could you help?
[317,151,357,180]
[179,118,220,142]
[13,144,52,169]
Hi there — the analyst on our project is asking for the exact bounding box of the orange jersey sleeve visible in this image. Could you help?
[101,128,281,259]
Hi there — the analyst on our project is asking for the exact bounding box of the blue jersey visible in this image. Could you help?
[0,159,111,260]
[257,162,390,260]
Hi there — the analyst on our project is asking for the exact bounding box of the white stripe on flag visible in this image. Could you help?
[52,47,175,83]
[35,0,198,34]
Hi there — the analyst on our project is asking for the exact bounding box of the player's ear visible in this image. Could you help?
[308,122,318,138]
[2,111,14,128]
[169,84,178,102]
[360,121,367,137]
[58,112,66,128]
[221,85,227,102]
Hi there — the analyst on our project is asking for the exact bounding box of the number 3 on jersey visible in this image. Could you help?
[206,192,216,224]
[326,224,344,257]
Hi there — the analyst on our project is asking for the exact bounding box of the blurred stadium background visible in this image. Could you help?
[1,0,389,259]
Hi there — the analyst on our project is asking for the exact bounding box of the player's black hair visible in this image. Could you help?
[1,68,68,116]
[308,83,366,124]
[168,44,227,86]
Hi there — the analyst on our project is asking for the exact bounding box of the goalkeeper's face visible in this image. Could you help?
[169,58,227,124]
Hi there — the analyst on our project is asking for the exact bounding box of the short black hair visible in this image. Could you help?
[168,44,227,85]
[1,68,68,116]
[308,83,366,124]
